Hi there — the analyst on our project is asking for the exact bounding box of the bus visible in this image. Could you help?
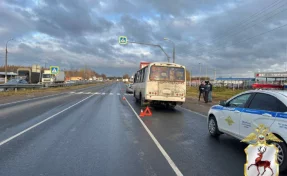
[133,62,186,108]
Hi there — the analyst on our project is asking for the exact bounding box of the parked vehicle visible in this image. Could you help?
[1,79,28,91]
[126,83,133,93]
[17,68,41,84]
[207,90,287,172]
[5,79,28,84]
[66,80,76,84]
[133,62,186,108]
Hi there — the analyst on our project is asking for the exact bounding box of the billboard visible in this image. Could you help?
[255,72,287,78]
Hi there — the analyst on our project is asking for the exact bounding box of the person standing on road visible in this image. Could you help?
[198,81,205,101]
[204,81,210,103]
[208,82,213,102]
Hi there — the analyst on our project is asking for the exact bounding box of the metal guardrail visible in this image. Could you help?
[0,84,43,89]
[0,81,108,92]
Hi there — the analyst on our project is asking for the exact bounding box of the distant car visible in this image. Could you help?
[5,79,28,84]
[207,90,287,172]
[126,83,133,93]
[1,79,28,91]
[66,80,76,84]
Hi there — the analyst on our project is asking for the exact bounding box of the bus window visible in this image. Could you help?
[174,68,184,81]
[150,66,185,81]
[142,67,146,82]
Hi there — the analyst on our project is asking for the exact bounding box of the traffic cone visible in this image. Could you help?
[139,109,145,117]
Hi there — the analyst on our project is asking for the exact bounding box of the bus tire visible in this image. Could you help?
[140,94,145,107]
[134,92,139,102]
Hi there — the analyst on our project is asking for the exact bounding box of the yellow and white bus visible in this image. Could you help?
[133,62,186,107]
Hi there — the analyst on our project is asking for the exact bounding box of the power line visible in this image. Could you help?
[209,2,287,48]
[192,0,286,54]
[211,0,284,42]
[200,22,287,56]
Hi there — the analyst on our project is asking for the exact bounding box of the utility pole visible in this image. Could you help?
[5,38,14,83]
[190,69,192,86]
[205,66,207,80]
[199,63,201,84]
[84,64,87,80]
[214,68,216,81]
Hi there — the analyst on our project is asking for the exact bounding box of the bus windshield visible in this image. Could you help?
[150,66,185,81]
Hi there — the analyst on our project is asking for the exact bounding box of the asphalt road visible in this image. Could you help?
[0,82,284,176]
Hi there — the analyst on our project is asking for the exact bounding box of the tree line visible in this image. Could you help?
[0,65,107,79]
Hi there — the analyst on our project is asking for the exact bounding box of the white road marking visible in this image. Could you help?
[124,99,183,176]
[76,92,83,94]
[177,106,207,118]
[101,92,105,95]
[94,92,100,94]
[70,92,75,94]
[110,93,113,95]
[117,93,121,95]
[0,94,95,147]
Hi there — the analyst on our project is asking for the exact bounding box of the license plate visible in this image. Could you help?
[162,89,171,94]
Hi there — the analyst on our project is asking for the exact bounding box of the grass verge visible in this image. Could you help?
[187,86,246,101]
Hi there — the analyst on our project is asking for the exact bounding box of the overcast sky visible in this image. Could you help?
[0,0,286,77]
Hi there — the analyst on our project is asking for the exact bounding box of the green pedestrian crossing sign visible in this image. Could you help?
[50,66,59,74]
[119,36,127,44]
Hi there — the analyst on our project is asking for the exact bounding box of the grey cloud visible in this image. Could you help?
[1,0,287,76]
[119,15,153,43]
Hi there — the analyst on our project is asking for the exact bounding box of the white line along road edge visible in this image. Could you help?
[124,98,184,176]
[0,94,95,146]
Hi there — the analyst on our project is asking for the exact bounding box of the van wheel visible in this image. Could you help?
[271,141,287,172]
[208,116,220,137]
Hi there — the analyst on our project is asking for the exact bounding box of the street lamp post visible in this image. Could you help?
[128,41,170,62]
[5,38,14,83]
[164,38,175,63]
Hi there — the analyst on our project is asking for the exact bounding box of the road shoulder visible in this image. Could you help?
[181,96,216,116]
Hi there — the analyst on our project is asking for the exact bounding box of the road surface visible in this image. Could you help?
[0,82,281,176]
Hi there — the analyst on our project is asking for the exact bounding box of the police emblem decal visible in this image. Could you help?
[241,124,282,176]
